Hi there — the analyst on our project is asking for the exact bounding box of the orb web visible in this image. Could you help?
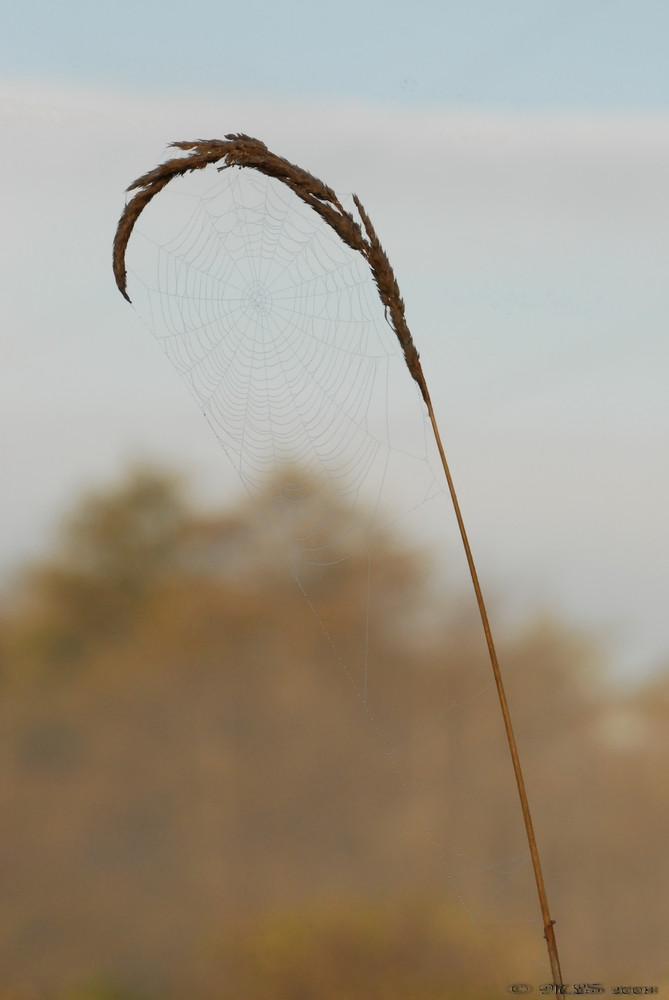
[125,165,442,566]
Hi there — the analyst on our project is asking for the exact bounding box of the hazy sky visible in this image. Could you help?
[2,2,669,683]
[5,0,669,108]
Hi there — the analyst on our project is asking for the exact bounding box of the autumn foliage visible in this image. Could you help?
[0,465,667,998]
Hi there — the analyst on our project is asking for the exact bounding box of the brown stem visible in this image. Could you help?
[423,388,563,987]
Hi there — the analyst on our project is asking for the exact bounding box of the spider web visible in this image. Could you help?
[124,163,549,986]
[126,165,439,563]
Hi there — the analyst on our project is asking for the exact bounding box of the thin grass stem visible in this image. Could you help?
[424,391,563,987]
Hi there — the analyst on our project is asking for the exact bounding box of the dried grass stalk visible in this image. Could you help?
[112,135,563,986]
[113,134,425,401]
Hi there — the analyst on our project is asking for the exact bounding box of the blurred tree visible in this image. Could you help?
[0,462,666,996]
[57,980,147,1000]
[211,895,506,1000]
[4,466,192,669]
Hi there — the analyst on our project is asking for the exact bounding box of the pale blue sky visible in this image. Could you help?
[5,0,669,109]
[2,4,669,683]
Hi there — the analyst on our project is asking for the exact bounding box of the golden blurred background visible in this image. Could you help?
[1,463,667,998]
